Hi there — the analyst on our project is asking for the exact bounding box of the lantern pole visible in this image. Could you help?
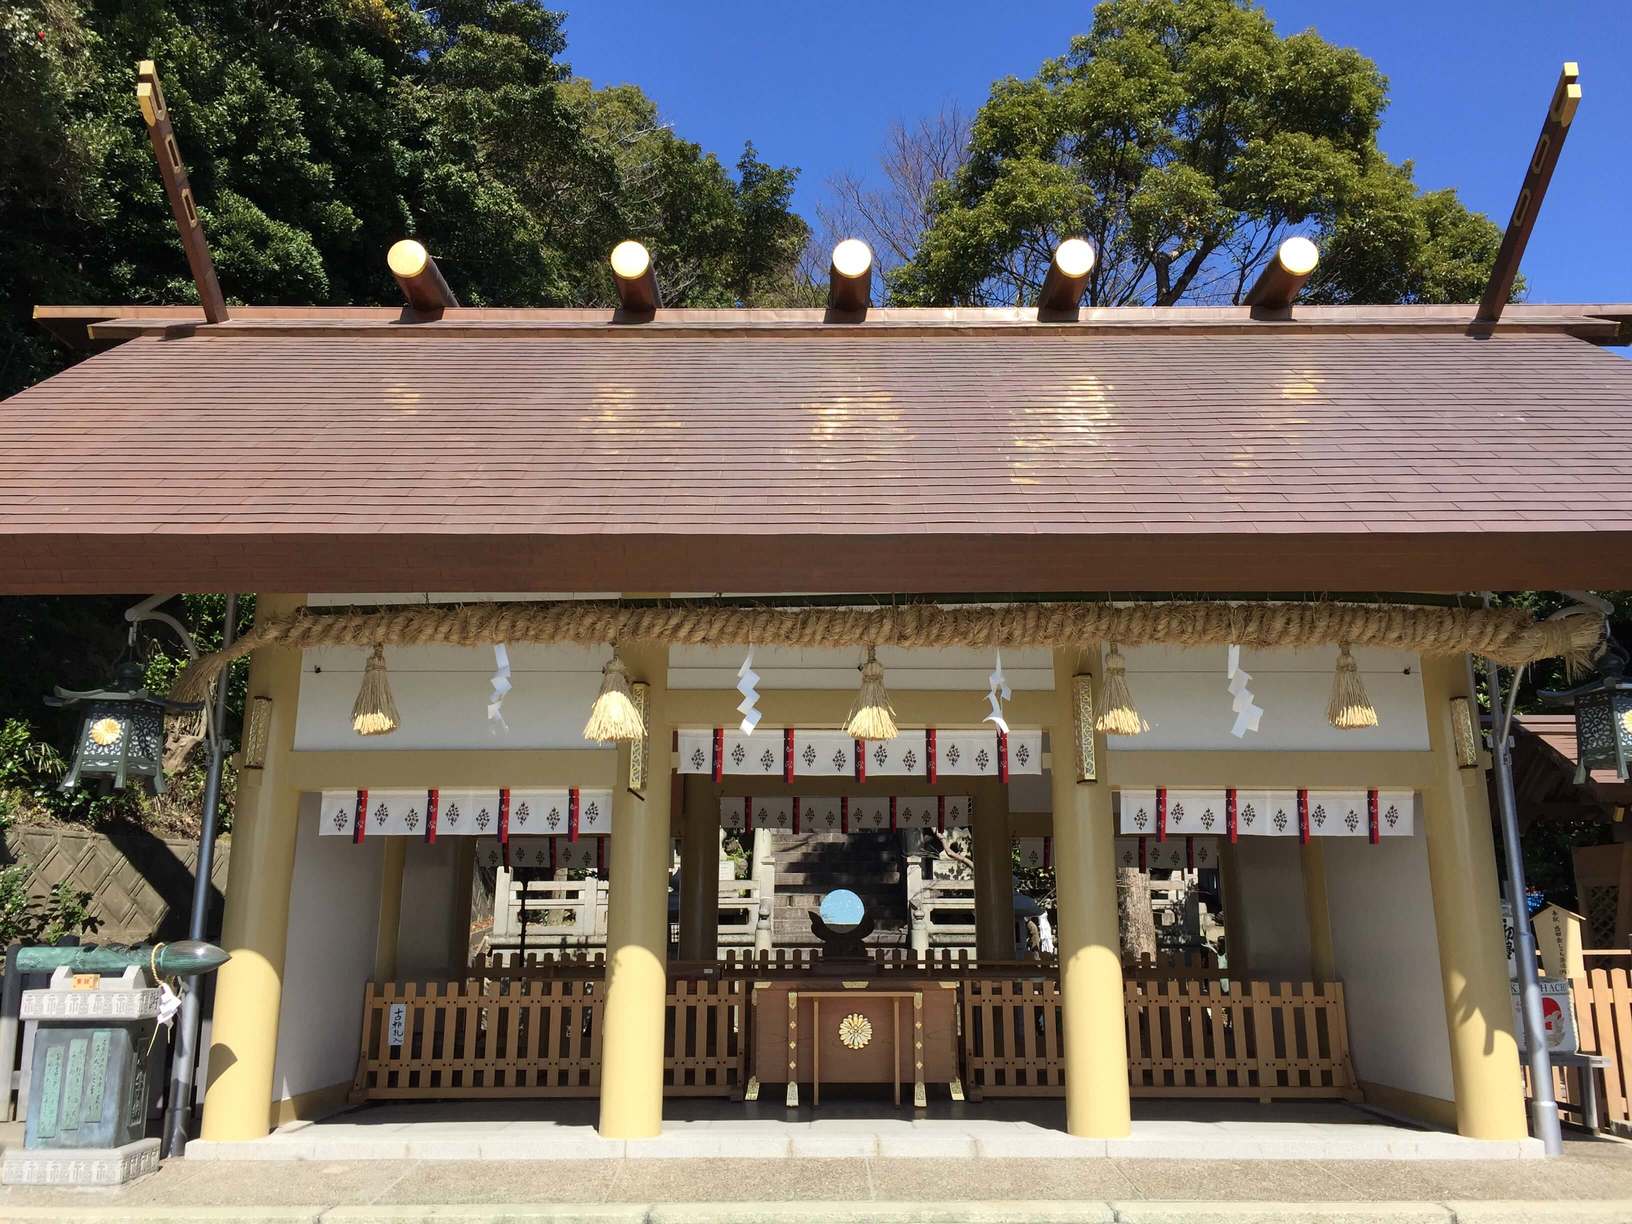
[1484,653,1562,1155]
[156,593,238,1157]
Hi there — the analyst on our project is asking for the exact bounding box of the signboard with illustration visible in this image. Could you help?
[1510,979,1578,1055]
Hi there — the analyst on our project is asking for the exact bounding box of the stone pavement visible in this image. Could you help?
[1,1108,1628,1222]
[0,1132,1628,1221]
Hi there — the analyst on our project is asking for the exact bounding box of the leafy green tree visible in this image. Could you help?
[0,0,811,398]
[892,0,1506,307]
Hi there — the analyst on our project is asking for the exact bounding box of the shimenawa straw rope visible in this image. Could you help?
[173,599,1601,705]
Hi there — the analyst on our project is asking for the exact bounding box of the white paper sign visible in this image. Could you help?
[388,1002,407,1048]
[1501,900,1518,977]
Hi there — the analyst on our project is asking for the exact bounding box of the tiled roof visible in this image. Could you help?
[3,325,1631,593]
[1516,715,1624,787]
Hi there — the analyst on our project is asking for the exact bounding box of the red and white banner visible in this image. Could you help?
[719,794,971,833]
[678,728,1042,780]
[321,788,614,838]
[1014,836,1052,870]
[1117,788,1413,839]
[1015,835,1222,874]
[474,837,604,872]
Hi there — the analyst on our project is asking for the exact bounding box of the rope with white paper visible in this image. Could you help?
[174,598,1600,704]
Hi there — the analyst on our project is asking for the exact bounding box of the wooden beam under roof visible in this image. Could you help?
[1477,62,1581,324]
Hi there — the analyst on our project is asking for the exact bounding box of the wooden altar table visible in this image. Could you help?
[747,980,961,1108]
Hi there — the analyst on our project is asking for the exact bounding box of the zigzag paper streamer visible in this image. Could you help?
[487,643,512,732]
[1227,644,1263,738]
[983,650,1012,735]
[736,650,761,734]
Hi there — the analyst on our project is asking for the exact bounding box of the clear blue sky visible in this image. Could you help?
[561,1,1630,303]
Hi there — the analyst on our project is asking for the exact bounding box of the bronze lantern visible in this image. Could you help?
[45,660,200,794]
[1540,637,1632,783]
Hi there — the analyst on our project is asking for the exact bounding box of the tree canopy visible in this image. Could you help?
[890,0,1508,308]
[0,0,810,398]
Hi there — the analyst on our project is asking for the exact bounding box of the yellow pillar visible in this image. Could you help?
[1300,841,1336,981]
[678,774,717,961]
[1048,647,1132,1138]
[598,642,672,1138]
[374,839,406,981]
[972,778,1015,962]
[200,594,305,1141]
[1420,653,1528,1140]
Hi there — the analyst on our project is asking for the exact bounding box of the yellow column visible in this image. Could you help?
[374,839,406,981]
[200,594,305,1141]
[678,774,717,961]
[971,778,1016,962]
[1420,653,1528,1140]
[598,642,672,1138]
[1300,841,1336,981]
[1048,647,1132,1138]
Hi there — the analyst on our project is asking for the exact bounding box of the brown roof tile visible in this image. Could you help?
[2,328,1631,593]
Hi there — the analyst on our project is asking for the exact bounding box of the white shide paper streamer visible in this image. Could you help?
[1227,644,1263,738]
[984,650,1012,735]
[487,643,512,732]
[736,650,761,734]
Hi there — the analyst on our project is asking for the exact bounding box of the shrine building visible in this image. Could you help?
[1,60,1629,1160]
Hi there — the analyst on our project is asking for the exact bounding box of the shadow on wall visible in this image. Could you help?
[1,823,228,944]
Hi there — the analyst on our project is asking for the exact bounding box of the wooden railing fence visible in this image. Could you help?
[351,977,747,1103]
[961,977,1358,1102]
[1543,967,1632,1133]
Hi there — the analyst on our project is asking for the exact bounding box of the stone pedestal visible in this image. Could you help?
[2,1137,160,1185]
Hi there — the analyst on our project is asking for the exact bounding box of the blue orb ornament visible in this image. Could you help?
[818,889,865,932]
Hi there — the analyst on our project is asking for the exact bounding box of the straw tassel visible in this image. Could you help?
[351,644,400,736]
[1327,642,1378,730]
[583,651,646,743]
[1095,644,1148,736]
[845,646,899,741]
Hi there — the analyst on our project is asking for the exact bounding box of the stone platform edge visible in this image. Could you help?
[0,1199,1628,1223]
[181,1132,1546,1162]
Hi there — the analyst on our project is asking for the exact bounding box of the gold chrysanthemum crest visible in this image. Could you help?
[838,1013,872,1050]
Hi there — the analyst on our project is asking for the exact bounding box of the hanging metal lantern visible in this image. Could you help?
[45,660,201,794]
[1540,636,1632,783]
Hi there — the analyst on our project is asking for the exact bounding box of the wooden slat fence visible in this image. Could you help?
[1548,967,1632,1133]
[960,977,1065,1096]
[962,977,1359,1102]
[351,977,747,1102]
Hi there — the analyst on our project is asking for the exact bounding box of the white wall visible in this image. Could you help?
[1108,644,1427,751]
[1229,839,1311,979]
[293,630,1426,756]
[297,641,614,750]
[396,838,461,978]
[1323,813,1454,1103]
[273,793,383,1102]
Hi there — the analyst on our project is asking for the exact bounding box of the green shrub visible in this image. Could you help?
[0,865,100,946]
